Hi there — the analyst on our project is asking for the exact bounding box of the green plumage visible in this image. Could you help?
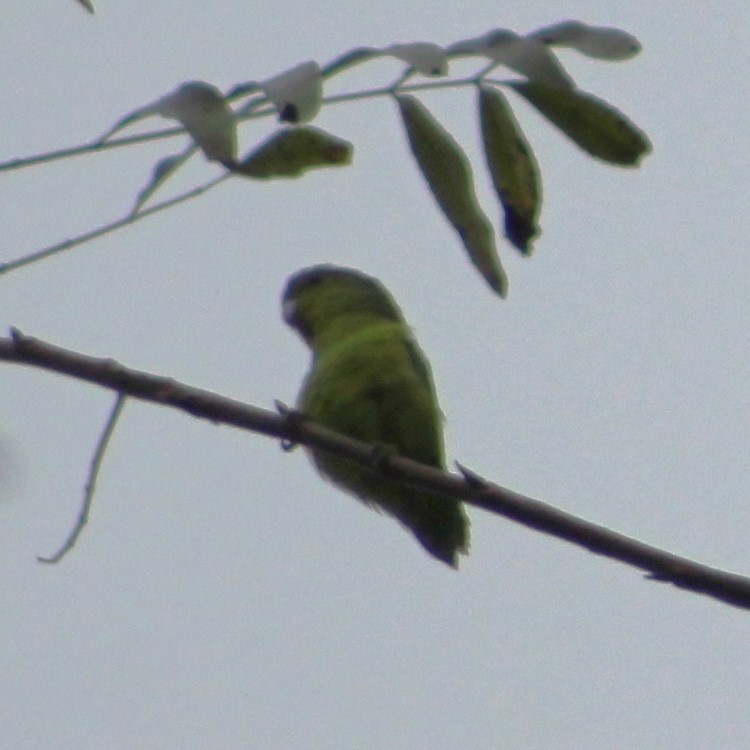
[282,265,469,567]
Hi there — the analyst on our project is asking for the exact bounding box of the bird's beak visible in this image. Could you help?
[282,297,298,326]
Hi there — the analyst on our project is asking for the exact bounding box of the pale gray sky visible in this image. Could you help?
[3,3,750,748]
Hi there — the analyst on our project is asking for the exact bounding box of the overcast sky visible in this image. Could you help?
[3,2,750,749]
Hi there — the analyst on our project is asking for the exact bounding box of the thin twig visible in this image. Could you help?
[0,173,230,276]
[2,330,750,610]
[37,393,126,563]
[0,76,488,175]
[0,74,502,276]
[0,128,185,174]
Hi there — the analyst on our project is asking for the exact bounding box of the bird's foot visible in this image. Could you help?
[275,400,305,452]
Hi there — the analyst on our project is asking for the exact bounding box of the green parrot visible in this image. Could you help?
[282,264,469,567]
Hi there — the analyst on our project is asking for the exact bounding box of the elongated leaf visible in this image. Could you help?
[153,82,237,165]
[132,148,194,213]
[530,21,640,61]
[396,94,507,296]
[233,126,352,179]
[479,86,541,254]
[322,47,380,78]
[260,61,323,123]
[447,30,574,89]
[226,81,262,101]
[101,81,237,164]
[509,82,651,165]
[385,42,448,77]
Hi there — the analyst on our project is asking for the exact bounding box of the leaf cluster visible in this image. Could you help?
[0,21,650,294]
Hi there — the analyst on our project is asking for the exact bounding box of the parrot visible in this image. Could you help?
[282,264,469,567]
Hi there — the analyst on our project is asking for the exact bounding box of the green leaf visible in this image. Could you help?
[322,47,380,78]
[509,82,651,165]
[152,82,237,165]
[396,94,507,297]
[132,149,194,213]
[385,42,448,77]
[233,126,352,179]
[479,85,541,254]
[100,81,238,165]
[529,21,641,61]
[447,31,574,89]
[260,61,323,124]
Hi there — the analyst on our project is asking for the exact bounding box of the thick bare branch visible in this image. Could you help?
[2,329,749,610]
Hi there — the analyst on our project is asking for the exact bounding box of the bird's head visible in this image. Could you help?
[282,265,403,346]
